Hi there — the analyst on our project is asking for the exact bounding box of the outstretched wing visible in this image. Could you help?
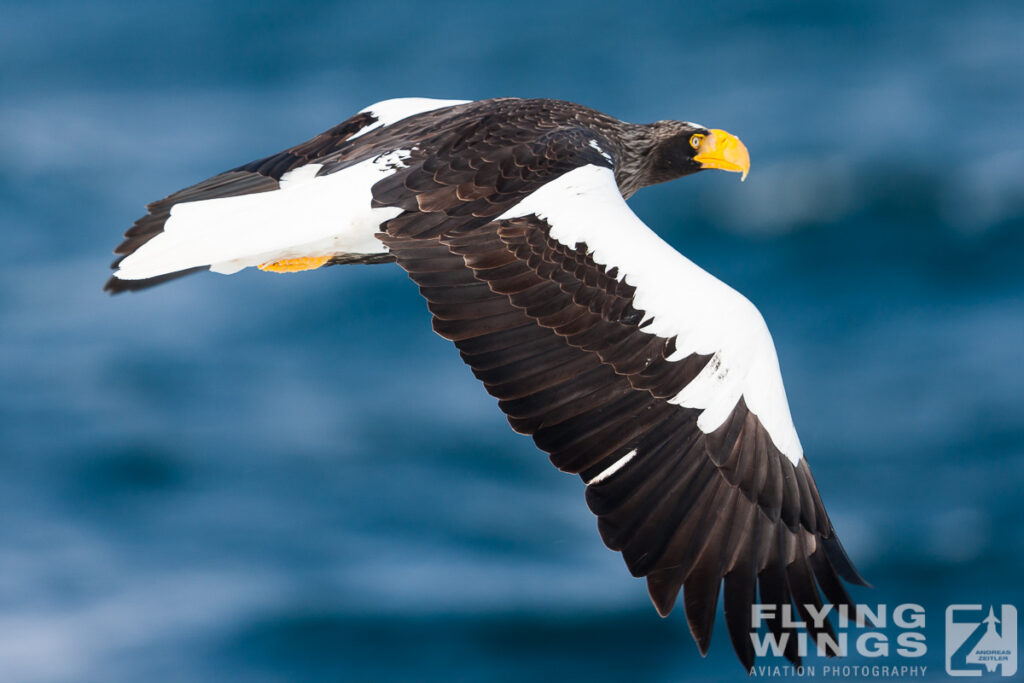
[372,133,865,671]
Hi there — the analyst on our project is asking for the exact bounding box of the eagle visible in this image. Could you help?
[105,97,866,670]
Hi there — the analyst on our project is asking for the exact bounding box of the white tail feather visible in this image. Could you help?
[114,151,409,280]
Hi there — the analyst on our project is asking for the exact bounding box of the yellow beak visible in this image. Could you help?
[693,129,750,181]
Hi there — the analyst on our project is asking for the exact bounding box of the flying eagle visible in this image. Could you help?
[105,97,866,670]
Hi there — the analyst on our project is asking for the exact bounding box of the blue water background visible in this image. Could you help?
[1,1,1022,680]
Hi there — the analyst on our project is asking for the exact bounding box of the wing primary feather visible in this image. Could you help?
[757,526,802,668]
[787,535,838,651]
[681,486,741,654]
[723,512,760,672]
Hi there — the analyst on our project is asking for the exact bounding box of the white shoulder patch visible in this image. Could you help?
[498,164,804,463]
[349,97,470,140]
[278,163,324,189]
[588,139,613,163]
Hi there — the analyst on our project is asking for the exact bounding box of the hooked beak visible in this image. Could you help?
[693,129,750,181]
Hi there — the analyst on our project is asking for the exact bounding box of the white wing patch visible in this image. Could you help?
[113,151,411,281]
[278,163,324,189]
[349,97,470,141]
[586,449,638,485]
[498,164,804,464]
[588,139,613,163]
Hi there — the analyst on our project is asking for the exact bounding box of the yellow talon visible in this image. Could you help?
[258,255,332,273]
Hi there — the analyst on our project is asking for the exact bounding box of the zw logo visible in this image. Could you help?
[946,605,1017,677]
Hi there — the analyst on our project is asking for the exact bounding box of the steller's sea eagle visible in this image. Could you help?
[105,97,866,671]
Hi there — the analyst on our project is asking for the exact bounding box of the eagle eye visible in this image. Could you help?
[689,134,704,149]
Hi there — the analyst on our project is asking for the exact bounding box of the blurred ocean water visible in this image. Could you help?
[1,1,1022,680]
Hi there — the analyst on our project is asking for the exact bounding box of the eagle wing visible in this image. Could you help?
[371,127,865,671]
